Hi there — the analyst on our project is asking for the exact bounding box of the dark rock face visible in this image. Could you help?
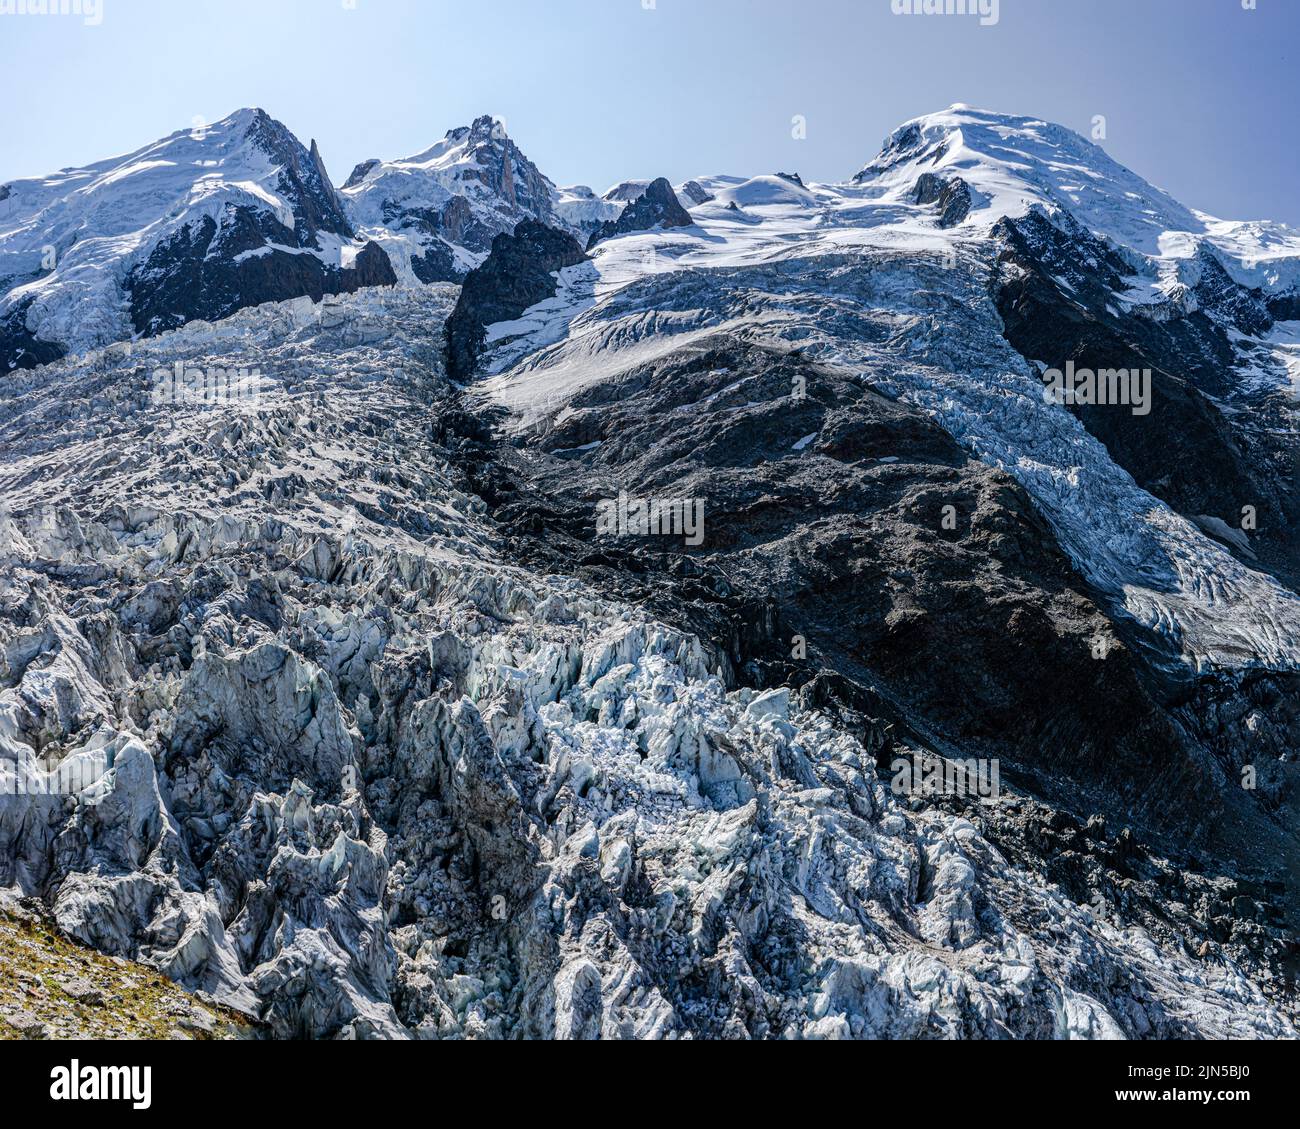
[343,158,381,190]
[587,177,694,250]
[449,333,1299,995]
[348,241,400,289]
[776,172,805,187]
[244,111,355,245]
[410,240,460,285]
[456,116,557,224]
[680,180,714,206]
[936,180,970,228]
[1,298,65,373]
[444,220,587,380]
[913,173,972,228]
[126,207,396,336]
[1189,246,1273,336]
[993,209,1300,590]
[385,195,501,280]
[854,124,926,183]
[1267,289,1300,322]
[912,172,946,205]
[437,196,478,249]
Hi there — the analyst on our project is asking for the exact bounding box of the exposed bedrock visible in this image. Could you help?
[1,297,67,375]
[994,210,1300,592]
[127,209,397,338]
[587,177,694,251]
[462,333,1300,991]
[444,220,587,380]
[913,173,972,228]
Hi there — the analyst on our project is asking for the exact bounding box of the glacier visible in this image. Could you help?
[1,104,1297,1041]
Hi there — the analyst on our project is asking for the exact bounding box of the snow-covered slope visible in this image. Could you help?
[0,109,393,372]
[475,106,1300,675]
[341,115,569,285]
[553,185,623,242]
[854,106,1300,271]
[851,104,1300,328]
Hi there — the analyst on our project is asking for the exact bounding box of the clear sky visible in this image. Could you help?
[1,0,1297,224]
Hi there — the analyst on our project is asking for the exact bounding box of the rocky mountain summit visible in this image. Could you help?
[0,109,395,374]
[0,105,1297,1040]
[341,115,565,285]
[586,177,694,250]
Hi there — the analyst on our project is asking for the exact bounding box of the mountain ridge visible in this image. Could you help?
[6,102,1299,376]
[1,101,1298,1041]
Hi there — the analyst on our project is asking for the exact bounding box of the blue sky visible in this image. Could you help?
[1,0,1297,224]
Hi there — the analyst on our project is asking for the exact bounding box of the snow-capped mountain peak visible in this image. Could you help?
[854,105,1204,251]
[341,113,562,284]
[853,104,1300,289]
[363,114,522,195]
[0,108,392,371]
